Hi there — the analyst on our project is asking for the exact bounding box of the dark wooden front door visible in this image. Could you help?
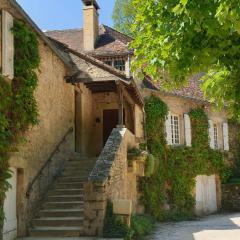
[103,109,119,145]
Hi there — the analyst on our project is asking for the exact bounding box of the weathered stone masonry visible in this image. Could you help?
[83,127,138,236]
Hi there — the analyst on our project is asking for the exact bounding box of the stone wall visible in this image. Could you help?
[25,129,74,228]
[83,127,139,236]
[0,1,75,236]
[142,88,228,147]
[222,184,240,211]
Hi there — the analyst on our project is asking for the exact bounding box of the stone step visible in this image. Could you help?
[38,209,84,218]
[68,157,98,163]
[48,189,84,196]
[64,166,94,172]
[43,201,84,209]
[54,182,84,189]
[47,195,83,202]
[20,237,123,240]
[33,217,84,227]
[58,177,88,183]
[61,172,89,177]
[29,227,83,237]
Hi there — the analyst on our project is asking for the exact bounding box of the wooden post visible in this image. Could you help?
[117,84,124,127]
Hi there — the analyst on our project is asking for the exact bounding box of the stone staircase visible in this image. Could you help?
[28,156,97,238]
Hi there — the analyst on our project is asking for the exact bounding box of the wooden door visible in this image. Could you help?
[75,91,82,153]
[3,168,17,240]
[103,109,119,145]
[195,175,217,215]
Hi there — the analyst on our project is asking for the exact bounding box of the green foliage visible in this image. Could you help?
[130,215,155,240]
[103,201,130,238]
[11,20,40,132]
[112,0,135,37]
[145,154,155,177]
[0,20,39,232]
[131,0,240,118]
[140,96,229,220]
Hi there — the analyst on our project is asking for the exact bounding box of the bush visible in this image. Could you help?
[145,154,155,177]
[103,201,130,238]
[130,215,155,240]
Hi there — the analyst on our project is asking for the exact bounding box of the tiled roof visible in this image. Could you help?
[143,73,206,102]
[46,25,205,102]
[48,37,131,82]
[45,25,132,57]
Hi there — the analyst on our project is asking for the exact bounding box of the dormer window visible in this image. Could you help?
[114,60,125,71]
[100,57,126,72]
[104,60,112,66]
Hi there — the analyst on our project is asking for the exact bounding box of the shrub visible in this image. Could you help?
[103,201,130,238]
[130,214,155,240]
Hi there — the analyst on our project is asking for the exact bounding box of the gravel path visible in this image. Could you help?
[147,213,240,240]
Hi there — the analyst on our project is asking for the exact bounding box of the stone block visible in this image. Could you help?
[113,199,132,215]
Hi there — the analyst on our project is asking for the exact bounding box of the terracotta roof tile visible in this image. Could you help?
[45,25,131,57]
[143,73,206,102]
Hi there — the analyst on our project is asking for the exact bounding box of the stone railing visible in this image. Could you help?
[26,128,74,227]
[222,183,240,211]
[83,127,138,236]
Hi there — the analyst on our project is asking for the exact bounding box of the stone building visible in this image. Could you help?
[0,0,233,239]
[143,77,230,216]
[1,0,144,239]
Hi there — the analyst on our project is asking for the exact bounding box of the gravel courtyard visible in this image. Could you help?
[148,213,240,240]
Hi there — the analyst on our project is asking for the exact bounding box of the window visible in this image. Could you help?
[171,115,180,145]
[114,60,125,71]
[213,124,218,149]
[104,60,112,66]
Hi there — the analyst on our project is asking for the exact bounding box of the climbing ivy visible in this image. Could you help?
[140,95,230,221]
[0,20,40,237]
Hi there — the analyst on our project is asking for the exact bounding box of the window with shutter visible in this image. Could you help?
[213,124,218,149]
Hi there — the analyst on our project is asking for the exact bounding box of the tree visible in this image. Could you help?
[131,0,240,118]
[112,0,135,37]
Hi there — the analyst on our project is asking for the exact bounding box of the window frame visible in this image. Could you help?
[213,123,218,149]
[113,59,126,71]
[170,114,181,145]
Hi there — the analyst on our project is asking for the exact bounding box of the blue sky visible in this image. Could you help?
[16,0,115,31]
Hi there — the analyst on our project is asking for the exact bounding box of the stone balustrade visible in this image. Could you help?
[83,127,138,236]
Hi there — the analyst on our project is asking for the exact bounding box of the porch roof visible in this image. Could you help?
[80,80,144,107]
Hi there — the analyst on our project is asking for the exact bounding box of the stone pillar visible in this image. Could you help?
[83,182,107,236]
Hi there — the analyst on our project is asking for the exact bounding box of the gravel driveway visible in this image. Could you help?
[148,213,240,240]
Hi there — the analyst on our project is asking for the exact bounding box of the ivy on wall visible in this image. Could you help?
[140,95,230,221]
[0,20,40,237]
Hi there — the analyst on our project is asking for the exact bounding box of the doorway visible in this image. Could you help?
[3,168,17,240]
[75,91,82,153]
[195,175,217,215]
[103,109,119,145]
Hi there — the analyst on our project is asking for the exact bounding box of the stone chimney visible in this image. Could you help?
[82,0,100,51]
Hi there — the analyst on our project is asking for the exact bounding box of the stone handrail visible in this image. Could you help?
[83,127,137,236]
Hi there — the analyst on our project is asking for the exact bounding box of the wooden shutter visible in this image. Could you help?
[223,122,229,151]
[165,112,172,145]
[184,113,192,147]
[208,120,214,149]
[2,10,14,80]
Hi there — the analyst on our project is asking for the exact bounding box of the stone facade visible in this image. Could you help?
[142,88,229,214]
[1,0,76,236]
[8,37,75,235]
[222,184,240,211]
